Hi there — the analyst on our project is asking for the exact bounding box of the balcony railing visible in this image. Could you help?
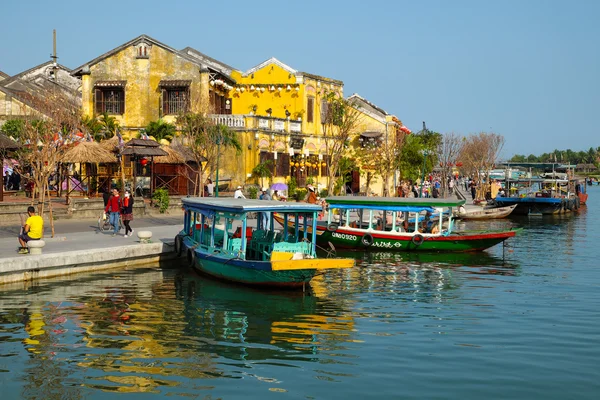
[209,114,246,129]
[210,114,307,134]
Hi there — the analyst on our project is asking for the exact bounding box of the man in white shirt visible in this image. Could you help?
[206,179,214,196]
[234,185,246,199]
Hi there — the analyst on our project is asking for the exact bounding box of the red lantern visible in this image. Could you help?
[140,158,148,166]
[456,162,463,167]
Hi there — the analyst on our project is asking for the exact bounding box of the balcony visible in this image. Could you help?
[209,114,305,134]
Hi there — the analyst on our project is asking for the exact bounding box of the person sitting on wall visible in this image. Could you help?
[18,206,43,254]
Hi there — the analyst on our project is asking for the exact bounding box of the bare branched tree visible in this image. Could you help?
[16,86,81,236]
[435,132,464,197]
[459,132,505,200]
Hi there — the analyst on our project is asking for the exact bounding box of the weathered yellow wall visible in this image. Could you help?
[227,62,344,188]
[82,45,206,138]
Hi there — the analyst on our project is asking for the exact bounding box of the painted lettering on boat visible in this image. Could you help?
[372,241,402,248]
[332,232,358,241]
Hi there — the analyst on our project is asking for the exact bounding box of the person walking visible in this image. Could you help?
[122,190,134,238]
[18,206,43,254]
[104,188,122,236]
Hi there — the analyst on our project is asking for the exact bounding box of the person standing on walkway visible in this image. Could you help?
[104,188,122,236]
[259,187,271,229]
[206,179,214,197]
[18,206,43,254]
[122,190,134,238]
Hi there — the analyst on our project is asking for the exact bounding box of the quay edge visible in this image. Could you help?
[0,242,176,286]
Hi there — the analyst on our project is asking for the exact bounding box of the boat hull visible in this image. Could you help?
[495,197,579,215]
[456,204,517,220]
[273,215,517,252]
[181,236,352,288]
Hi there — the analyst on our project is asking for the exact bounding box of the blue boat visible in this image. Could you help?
[495,178,580,215]
[175,198,354,289]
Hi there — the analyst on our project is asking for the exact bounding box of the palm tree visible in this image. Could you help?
[81,115,105,141]
[145,119,176,143]
[98,112,119,139]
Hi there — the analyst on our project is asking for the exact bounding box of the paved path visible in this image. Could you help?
[0,216,183,259]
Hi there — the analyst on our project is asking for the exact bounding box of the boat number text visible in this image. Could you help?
[332,232,358,241]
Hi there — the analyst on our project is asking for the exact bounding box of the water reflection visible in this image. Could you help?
[0,267,357,396]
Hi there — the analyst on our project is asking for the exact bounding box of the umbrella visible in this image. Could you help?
[271,183,288,190]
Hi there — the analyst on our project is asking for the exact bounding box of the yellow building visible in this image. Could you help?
[72,35,234,138]
[347,93,403,195]
[220,57,344,191]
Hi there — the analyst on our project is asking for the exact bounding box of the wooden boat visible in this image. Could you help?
[454,204,517,220]
[495,178,581,215]
[176,198,354,289]
[274,197,520,252]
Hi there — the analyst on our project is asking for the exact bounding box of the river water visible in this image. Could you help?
[0,187,599,399]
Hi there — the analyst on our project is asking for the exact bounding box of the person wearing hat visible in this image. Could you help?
[234,185,246,199]
[306,185,317,204]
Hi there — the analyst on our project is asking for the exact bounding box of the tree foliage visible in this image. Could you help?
[176,112,241,195]
[145,119,176,143]
[0,119,25,139]
[322,92,362,195]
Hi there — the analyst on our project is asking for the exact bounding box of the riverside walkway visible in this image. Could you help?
[0,215,184,285]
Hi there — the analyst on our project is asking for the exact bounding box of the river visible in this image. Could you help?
[0,187,598,399]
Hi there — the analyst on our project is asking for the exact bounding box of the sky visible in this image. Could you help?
[1,0,598,158]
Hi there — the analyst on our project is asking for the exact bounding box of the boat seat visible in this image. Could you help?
[228,238,243,254]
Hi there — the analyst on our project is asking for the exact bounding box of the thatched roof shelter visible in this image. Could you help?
[0,134,19,150]
[61,141,117,164]
[154,146,189,164]
[116,137,167,157]
[99,136,119,152]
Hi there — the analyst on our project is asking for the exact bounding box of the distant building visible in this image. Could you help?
[0,61,80,125]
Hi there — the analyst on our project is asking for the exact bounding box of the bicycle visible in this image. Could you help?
[98,213,124,233]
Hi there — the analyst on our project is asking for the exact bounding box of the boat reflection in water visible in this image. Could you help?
[176,270,355,361]
[11,267,356,395]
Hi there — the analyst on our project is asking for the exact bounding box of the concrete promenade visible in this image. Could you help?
[0,215,184,286]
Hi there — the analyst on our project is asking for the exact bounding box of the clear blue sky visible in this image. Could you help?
[1,0,598,158]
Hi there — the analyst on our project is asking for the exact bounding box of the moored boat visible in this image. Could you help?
[454,204,517,220]
[176,198,354,289]
[274,196,519,252]
[495,178,580,215]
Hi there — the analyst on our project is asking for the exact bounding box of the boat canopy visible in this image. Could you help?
[326,196,465,211]
[182,198,322,217]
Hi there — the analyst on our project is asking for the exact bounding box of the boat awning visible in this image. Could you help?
[182,198,322,214]
[326,196,465,211]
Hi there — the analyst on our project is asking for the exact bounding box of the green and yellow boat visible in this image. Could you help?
[175,198,354,289]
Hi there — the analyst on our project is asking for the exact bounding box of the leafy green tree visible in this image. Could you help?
[81,115,104,141]
[98,112,120,139]
[0,119,25,139]
[176,112,241,196]
[145,119,176,143]
[251,160,273,188]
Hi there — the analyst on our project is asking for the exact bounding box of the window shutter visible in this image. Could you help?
[321,155,330,176]
[276,153,289,177]
[119,89,125,115]
[161,89,167,116]
[320,98,328,123]
[94,88,103,114]
[307,97,314,123]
